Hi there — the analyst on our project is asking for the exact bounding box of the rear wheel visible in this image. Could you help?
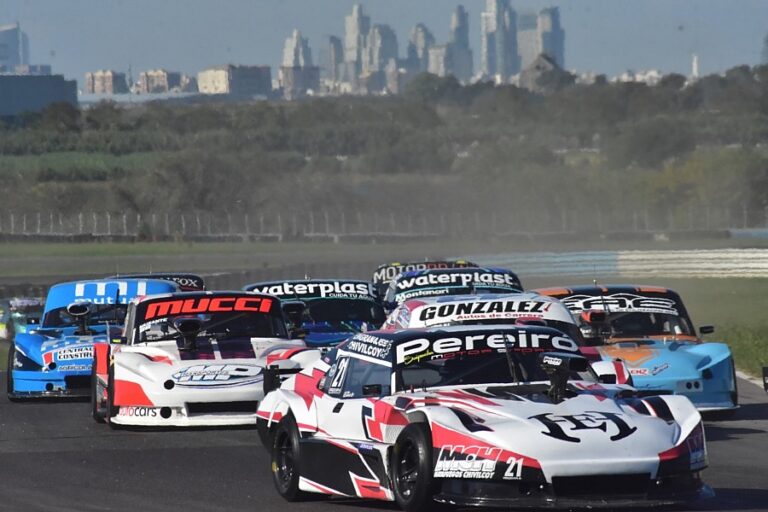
[391,423,442,512]
[271,413,308,501]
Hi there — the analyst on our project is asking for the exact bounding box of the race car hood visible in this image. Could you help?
[115,337,306,387]
[401,385,702,480]
[14,331,112,368]
[596,340,732,385]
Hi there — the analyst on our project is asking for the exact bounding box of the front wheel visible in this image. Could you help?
[391,423,441,512]
[271,413,308,501]
[91,362,106,423]
[105,362,121,429]
[6,342,20,402]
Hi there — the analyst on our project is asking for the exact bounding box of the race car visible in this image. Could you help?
[107,272,206,291]
[91,291,319,428]
[372,260,478,300]
[243,279,385,348]
[383,267,523,312]
[536,285,738,413]
[257,325,711,510]
[7,278,178,400]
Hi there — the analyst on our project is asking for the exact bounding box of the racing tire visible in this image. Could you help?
[91,362,106,423]
[5,343,22,402]
[391,422,442,512]
[271,413,309,502]
[105,361,122,429]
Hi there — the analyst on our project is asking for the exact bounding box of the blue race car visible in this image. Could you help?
[537,285,738,414]
[243,279,385,349]
[6,278,178,400]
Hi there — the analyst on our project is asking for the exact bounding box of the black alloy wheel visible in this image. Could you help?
[271,413,308,501]
[391,422,441,512]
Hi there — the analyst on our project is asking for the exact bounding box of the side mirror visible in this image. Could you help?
[263,365,281,395]
[362,384,383,397]
[66,303,91,317]
[591,360,634,386]
[539,352,588,373]
[699,325,715,335]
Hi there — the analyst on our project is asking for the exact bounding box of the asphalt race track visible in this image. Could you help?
[1,374,767,512]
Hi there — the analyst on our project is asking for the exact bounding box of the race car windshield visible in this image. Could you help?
[42,304,127,327]
[397,350,593,390]
[604,312,693,338]
[305,299,383,331]
[136,311,287,342]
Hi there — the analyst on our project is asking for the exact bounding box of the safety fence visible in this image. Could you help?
[1,207,768,242]
[471,249,768,278]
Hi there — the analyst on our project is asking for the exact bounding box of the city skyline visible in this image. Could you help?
[2,1,768,85]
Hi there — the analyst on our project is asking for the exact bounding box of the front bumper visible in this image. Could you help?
[110,403,259,427]
[9,369,91,398]
[434,472,713,509]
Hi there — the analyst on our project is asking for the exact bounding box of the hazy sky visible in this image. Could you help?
[3,0,768,83]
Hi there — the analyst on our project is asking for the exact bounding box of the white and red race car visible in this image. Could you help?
[91,291,320,428]
[257,325,711,510]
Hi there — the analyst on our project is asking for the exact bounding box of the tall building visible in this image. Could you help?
[319,35,343,82]
[0,23,29,70]
[518,8,565,70]
[0,74,76,115]
[344,4,370,74]
[448,5,473,82]
[197,65,272,96]
[480,0,519,82]
[84,70,129,94]
[407,23,434,73]
[539,8,565,68]
[365,24,398,73]
[282,29,313,68]
[137,69,181,93]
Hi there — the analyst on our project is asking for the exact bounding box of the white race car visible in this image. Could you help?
[91,291,320,428]
[257,326,712,510]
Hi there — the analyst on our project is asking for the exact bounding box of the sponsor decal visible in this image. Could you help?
[529,411,637,443]
[562,293,679,315]
[629,368,650,376]
[542,355,563,367]
[57,364,91,372]
[171,364,262,386]
[250,281,374,299]
[395,272,521,292]
[74,280,147,304]
[503,457,524,480]
[434,445,501,479]
[118,406,160,418]
[56,346,94,361]
[395,332,578,365]
[417,300,551,322]
[144,296,272,320]
[345,334,392,359]
[373,261,476,284]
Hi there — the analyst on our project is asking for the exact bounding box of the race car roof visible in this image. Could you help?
[243,279,376,300]
[44,278,179,313]
[398,293,575,328]
[535,285,687,317]
[340,324,579,366]
[372,259,478,284]
[107,272,206,291]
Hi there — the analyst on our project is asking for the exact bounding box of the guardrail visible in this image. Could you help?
[471,249,768,278]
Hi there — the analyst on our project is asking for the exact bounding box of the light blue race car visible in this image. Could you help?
[537,284,738,415]
[6,278,178,400]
